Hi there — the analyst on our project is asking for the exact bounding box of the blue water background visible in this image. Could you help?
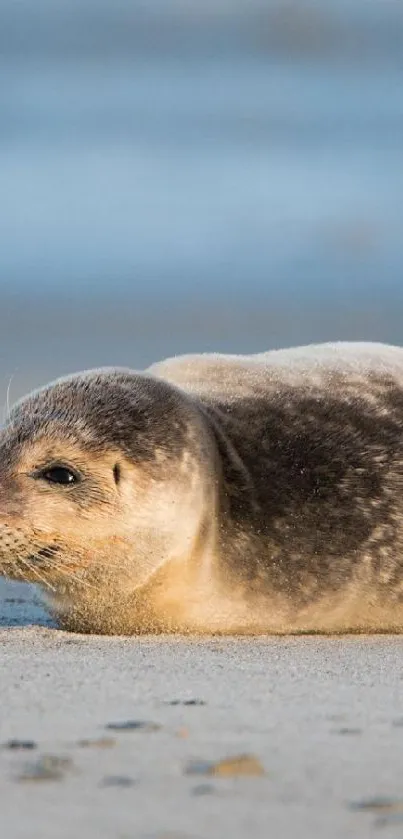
[1,0,402,399]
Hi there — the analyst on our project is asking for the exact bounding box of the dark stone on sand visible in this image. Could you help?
[105,720,161,732]
[4,739,37,750]
[100,775,136,788]
[349,796,403,813]
[77,737,116,748]
[18,755,75,782]
[192,783,215,795]
[185,754,265,778]
[332,727,362,735]
[185,760,212,776]
[375,813,403,827]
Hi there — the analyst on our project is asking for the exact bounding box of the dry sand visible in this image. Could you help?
[2,576,403,838]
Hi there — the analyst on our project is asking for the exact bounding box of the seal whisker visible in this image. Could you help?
[30,548,99,591]
[46,560,98,592]
[17,556,56,592]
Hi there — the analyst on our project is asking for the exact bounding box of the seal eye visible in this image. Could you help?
[38,466,81,486]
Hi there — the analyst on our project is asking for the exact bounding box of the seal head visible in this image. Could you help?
[0,369,218,633]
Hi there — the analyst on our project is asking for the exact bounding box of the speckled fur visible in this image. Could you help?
[2,342,403,634]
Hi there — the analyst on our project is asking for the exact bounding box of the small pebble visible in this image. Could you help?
[106,720,161,732]
[192,783,215,796]
[349,796,403,813]
[18,755,75,782]
[100,775,136,788]
[185,754,265,778]
[375,813,403,827]
[333,727,362,736]
[4,739,37,751]
[185,760,213,776]
[77,737,116,749]
[176,727,189,739]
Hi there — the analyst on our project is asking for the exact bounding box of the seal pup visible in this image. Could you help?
[2,341,403,635]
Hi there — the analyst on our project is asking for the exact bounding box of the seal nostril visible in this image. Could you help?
[113,463,121,485]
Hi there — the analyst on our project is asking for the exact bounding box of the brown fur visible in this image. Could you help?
[2,342,403,634]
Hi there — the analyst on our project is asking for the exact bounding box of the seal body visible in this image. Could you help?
[2,341,403,634]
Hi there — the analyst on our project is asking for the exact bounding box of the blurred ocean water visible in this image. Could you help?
[1,0,402,400]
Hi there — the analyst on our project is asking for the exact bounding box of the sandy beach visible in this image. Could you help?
[1,2,403,835]
[1,577,403,838]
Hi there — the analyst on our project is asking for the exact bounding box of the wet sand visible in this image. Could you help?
[2,578,403,838]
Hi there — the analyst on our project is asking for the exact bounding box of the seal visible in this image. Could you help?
[2,341,403,635]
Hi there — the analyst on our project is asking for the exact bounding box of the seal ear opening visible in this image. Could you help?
[113,463,121,485]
